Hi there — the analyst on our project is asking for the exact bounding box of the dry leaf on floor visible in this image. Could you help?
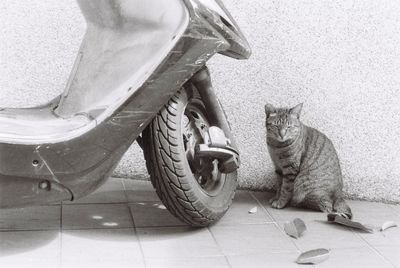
[296,248,330,264]
[381,221,397,232]
[248,206,258,214]
[284,218,307,239]
[327,213,374,233]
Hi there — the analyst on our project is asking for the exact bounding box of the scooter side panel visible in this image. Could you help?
[57,0,190,119]
[0,0,248,208]
[0,177,72,208]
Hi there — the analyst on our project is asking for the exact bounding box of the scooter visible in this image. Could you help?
[0,0,251,226]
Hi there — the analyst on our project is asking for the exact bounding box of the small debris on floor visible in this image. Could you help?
[248,206,258,214]
[157,204,167,210]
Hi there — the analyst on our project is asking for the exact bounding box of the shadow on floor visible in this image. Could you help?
[0,230,59,257]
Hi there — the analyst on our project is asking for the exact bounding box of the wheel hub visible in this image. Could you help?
[182,103,224,196]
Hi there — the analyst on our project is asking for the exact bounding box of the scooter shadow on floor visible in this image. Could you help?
[0,189,199,257]
[0,180,275,258]
[0,229,59,258]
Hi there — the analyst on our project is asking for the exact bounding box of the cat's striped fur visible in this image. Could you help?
[265,103,352,218]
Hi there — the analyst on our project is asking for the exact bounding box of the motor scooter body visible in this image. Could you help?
[0,0,250,208]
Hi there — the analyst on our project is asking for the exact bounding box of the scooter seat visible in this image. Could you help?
[0,100,92,144]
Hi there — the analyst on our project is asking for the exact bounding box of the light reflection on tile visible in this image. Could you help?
[62,204,133,230]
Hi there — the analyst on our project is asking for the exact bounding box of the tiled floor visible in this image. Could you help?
[1,177,400,268]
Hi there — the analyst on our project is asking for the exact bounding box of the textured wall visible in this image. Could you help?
[1,0,400,203]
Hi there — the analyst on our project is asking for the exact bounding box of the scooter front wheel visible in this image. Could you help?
[142,84,237,227]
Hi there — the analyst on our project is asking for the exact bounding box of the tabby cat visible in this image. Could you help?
[265,103,352,218]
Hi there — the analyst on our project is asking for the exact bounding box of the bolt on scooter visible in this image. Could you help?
[0,0,251,226]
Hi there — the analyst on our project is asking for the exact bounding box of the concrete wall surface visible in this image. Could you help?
[1,0,400,203]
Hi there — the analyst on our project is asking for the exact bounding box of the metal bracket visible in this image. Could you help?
[195,126,240,173]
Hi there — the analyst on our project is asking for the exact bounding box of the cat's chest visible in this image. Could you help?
[268,146,302,174]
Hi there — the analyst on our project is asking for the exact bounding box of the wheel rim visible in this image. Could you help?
[182,100,226,197]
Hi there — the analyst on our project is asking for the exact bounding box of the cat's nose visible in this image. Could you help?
[279,129,286,138]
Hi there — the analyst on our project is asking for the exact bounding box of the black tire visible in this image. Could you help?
[142,84,237,227]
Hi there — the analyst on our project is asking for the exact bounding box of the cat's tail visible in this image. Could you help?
[333,195,353,219]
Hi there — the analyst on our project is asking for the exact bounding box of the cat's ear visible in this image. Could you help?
[265,103,275,117]
[290,103,303,118]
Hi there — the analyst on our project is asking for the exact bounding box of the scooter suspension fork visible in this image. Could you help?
[190,66,240,174]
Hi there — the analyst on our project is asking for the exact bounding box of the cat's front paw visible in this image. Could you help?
[271,199,286,209]
[269,197,278,205]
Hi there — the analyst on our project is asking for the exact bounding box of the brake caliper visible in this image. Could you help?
[195,126,240,174]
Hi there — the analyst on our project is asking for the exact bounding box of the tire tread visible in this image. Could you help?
[142,88,236,226]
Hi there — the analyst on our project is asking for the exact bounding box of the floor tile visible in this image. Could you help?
[61,228,144,267]
[251,191,276,205]
[0,206,61,231]
[350,201,400,247]
[374,246,400,267]
[228,252,301,268]
[281,220,367,250]
[317,247,393,268]
[268,206,330,223]
[61,204,133,230]
[61,260,143,268]
[358,225,400,247]
[137,227,222,259]
[214,191,274,226]
[348,200,400,227]
[63,177,127,204]
[1,180,398,268]
[390,204,400,216]
[0,230,61,268]
[146,256,229,268]
[209,224,298,256]
[129,202,187,228]
[124,179,160,202]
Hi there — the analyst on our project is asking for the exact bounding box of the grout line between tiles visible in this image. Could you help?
[354,231,396,268]
[223,255,232,268]
[249,191,315,268]
[0,222,283,232]
[0,229,60,233]
[249,192,300,248]
[127,202,147,268]
[62,200,162,206]
[207,226,232,268]
[59,204,63,268]
[121,178,130,204]
[59,227,136,232]
[62,201,129,206]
